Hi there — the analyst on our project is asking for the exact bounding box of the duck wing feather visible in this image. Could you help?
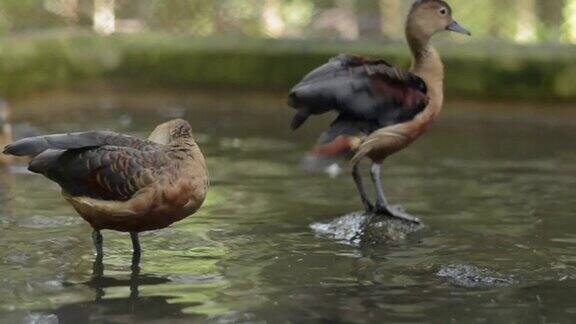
[288,54,429,130]
[31,145,173,201]
[3,131,172,201]
[3,131,156,158]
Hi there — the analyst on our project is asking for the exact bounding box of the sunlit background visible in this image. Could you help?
[0,0,575,43]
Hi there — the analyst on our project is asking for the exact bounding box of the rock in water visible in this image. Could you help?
[437,264,516,288]
[311,211,426,246]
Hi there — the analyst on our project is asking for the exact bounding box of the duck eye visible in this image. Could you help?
[439,8,447,15]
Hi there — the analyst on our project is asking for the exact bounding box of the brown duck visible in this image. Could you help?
[289,0,470,223]
[3,119,209,260]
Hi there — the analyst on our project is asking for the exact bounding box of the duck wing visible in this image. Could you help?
[288,54,429,130]
[3,131,156,158]
[33,146,171,201]
[3,131,167,201]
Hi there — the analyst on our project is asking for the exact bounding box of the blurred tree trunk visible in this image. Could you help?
[515,0,537,42]
[356,0,381,39]
[487,0,500,37]
[211,0,227,34]
[63,0,79,25]
[76,0,93,27]
[538,0,565,40]
[43,0,80,25]
[379,0,403,40]
[335,0,358,39]
[565,0,576,42]
[538,0,565,24]
[93,0,115,34]
[313,0,334,10]
[488,0,513,38]
[68,0,79,25]
[262,0,285,37]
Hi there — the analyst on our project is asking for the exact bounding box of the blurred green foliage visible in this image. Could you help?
[0,1,574,101]
[0,0,574,43]
[0,0,65,33]
[1,32,575,100]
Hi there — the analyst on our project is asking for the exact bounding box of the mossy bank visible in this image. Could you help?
[1,31,575,100]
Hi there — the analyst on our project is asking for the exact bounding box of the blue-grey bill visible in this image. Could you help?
[446,21,471,36]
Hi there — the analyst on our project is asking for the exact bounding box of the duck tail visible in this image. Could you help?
[290,110,310,131]
[313,136,362,158]
[3,131,116,158]
[301,135,362,172]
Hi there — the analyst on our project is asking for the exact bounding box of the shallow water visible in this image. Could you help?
[1,87,575,323]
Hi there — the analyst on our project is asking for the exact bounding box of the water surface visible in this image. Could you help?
[1,87,575,323]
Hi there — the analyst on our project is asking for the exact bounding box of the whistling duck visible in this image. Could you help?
[289,0,470,223]
[3,119,209,260]
[0,100,12,164]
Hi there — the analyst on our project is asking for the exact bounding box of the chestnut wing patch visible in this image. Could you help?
[368,68,429,126]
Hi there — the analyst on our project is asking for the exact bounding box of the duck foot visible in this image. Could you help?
[373,205,421,224]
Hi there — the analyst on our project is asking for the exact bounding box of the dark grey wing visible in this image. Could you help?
[296,55,353,84]
[288,54,429,130]
[3,131,156,158]
[319,114,378,145]
[295,54,391,85]
[32,146,170,201]
[288,54,365,128]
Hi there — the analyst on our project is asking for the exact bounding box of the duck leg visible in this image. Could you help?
[129,261,141,301]
[92,254,105,302]
[92,230,104,257]
[370,163,421,223]
[352,164,374,212]
[92,254,104,277]
[130,232,141,270]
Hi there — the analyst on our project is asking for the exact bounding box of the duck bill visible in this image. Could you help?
[446,21,471,36]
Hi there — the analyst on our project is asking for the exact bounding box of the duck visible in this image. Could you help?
[3,119,209,262]
[0,99,12,164]
[288,0,470,223]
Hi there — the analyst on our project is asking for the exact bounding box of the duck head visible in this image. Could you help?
[148,119,193,144]
[407,0,471,39]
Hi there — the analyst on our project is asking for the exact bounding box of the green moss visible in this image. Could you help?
[0,31,575,100]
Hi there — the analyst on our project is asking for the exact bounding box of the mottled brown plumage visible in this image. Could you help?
[3,119,209,259]
[289,0,470,223]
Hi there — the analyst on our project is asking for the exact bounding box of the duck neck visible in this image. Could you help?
[407,31,444,119]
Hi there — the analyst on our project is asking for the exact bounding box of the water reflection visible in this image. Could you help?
[38,257,202,323]
[1,88,576,322]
